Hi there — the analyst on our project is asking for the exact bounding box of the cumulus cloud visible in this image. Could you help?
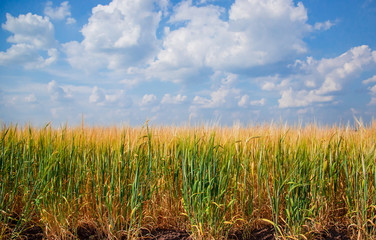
[64,0,161,71]
[2,13,55,48]
[250,98,266,106]
[161,94,187,104]
[0,44,38,68]
[89,86,105,104]
[48,80,67,101]
[108,91,132,108]
[259,75,290,92]
[364,75,376,105]
[44,1,76,24]
[238,95,249,107]
[89,86,132,107]
[265,45,376,108]
[278,88,333,108]
[57,0,336,88]
[141,94,157,106]
[148,0,315,82]
[261,82,276,91]
[363,75,376,85]
[0,13,58,69]
[3,45,58,69]
[238,95,266,107]
[208,87,231,107]
[59,0,330,84]
[369,85,376,94]
[314,20,335,31]
[62,41,101,72]
[193,72,241,108]
[315,45,375,94]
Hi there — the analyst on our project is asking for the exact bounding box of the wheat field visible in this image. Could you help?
[1,121,375,239]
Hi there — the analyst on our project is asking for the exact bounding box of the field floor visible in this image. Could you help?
[9,224,353,239]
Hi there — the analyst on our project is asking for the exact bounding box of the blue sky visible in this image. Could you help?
[0,0,376,126]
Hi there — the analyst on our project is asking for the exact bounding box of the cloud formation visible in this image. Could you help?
[259,45,376,108]
[64,0,161,71]
[1,0,376,126]
[89,86,132,107]
[44,1,76,24]
[48,80,68,101]
[141,94,157,106]
[0,13,58,69]
[89,86,105,104]
[363,75,376,105]
[161,94,187,104]
[192,72,241,109]
[148,0,314,83]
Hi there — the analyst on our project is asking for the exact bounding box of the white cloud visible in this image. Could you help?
[2,13,55,48]
[370,85,376,94]
[193,87,230,108]
[262,82,276,91]
[278,88,333,108]
[250,98,266,106]
[258,75,291,92]
[158,0,169,16]
[0,13,57,68]
[148,0,315,82]
[44,1,76,24]
[237,95,266,108]
[89,86,105,104]
[238,95,249,107]
[106,91,132,108]
[268,45,376,108]
[44,48,59,66]
[368,85,376,105]
[48,80,67,101]
[218,72,238,86]
[208,87,229,105]
[0,44,58,69]
[315,45,375,94]
[141,94,157,106]
[62,41,102,72]
[193,72,241,109]
[363,75,376,84]
[59,0,333,86]
[314,20,335,31]
[105,92,121,103]
[193,96,211,105]
[66,17,76,24]
[64,0,161,72]
[229,0,307,22]
[363,75,376,105]
[89,86,131,107]
[0,44,38,67]
[161,94,187,104]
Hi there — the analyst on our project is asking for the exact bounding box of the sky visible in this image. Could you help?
[0,0,376,127]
